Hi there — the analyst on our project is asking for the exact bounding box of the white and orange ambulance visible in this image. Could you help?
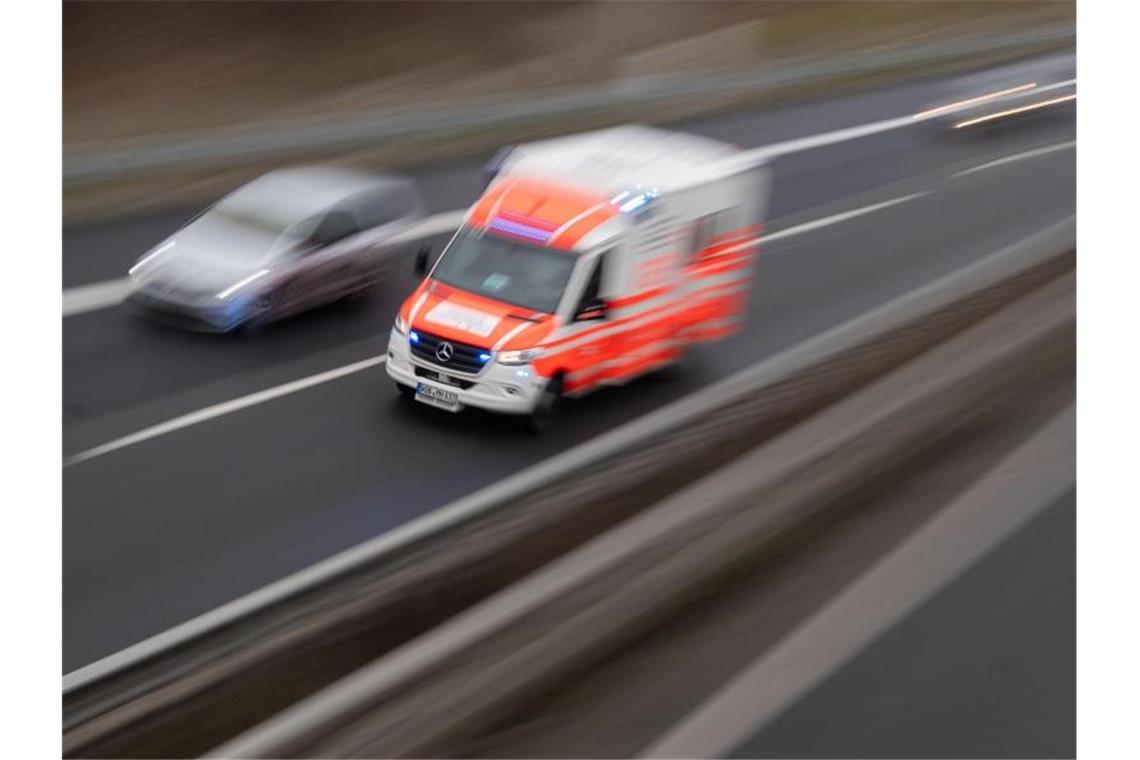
[386,125,770,428]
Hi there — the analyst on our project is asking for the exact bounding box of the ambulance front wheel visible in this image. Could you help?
[527,373,564,434]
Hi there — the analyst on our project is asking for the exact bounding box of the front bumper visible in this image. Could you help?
[385,328,546,415]
[124,289,251,333]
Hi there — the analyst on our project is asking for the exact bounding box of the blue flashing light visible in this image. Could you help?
[619,194,649,213]
[409,330,420,344]
[487,216,553,244]
[478,352,492,363]
[612,188,660,215]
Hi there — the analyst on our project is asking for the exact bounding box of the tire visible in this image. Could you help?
[654,342,690,381]
[341,270,378,309]
[526,373,564,434]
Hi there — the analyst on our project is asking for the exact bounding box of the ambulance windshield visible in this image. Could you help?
[431,228,578,314]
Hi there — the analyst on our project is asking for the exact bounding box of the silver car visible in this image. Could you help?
[125,167,426,332]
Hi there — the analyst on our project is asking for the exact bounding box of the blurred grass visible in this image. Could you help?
[63,1,1073,221]
[65,1,1074,144]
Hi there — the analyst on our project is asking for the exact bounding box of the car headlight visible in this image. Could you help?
[128,240,176,280]
[497,348,541,365]
[393,312,409,334]
[216,269,270,300]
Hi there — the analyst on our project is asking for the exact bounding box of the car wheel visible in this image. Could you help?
[341,270,378,308]
[652,341,690,381]
[527,373,564,434]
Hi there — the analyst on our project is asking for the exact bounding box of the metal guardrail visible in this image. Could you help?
[63,25,1073,184]
[63,218,1075,758]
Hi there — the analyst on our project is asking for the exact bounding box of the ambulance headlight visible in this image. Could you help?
[497,348,541,365]
[393,313,409,335]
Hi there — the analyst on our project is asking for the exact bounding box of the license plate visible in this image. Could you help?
[415,382,461,412]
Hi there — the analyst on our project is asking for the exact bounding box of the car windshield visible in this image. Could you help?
[430,228,578,314]
[204,204,296,239]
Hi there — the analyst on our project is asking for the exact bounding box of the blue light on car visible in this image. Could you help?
[478,352,492,363]
[410,330,420,344]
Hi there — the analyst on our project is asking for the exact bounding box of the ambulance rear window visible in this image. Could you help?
[432,229,578,314]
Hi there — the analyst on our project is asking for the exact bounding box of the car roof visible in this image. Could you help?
[217,167,413,225]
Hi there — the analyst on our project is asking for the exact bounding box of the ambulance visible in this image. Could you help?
[386,125,770,429]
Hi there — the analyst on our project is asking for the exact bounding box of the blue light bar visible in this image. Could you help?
[619,194,649,212]
[612,188,659,214]
[487,216,553,244]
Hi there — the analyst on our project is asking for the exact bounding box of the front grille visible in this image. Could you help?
[414,366,476,390]
[410,329,490,374]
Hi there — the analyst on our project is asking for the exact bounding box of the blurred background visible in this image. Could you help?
[64,0,1074,217]
[66,1,1072,138]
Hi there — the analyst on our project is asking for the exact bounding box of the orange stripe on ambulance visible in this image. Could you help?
[385,125,771,426]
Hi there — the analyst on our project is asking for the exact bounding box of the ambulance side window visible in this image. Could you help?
[573,253,608,321]
[688,209,739,261]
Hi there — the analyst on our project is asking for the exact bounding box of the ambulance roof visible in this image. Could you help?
[500,125,746,196]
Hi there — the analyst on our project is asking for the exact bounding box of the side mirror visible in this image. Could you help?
[574,297,607,322]
[413,245,432,276]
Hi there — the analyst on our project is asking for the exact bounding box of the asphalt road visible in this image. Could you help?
[62,57,1076,671]
[732,489,1076,759]
[453,369,1074,760]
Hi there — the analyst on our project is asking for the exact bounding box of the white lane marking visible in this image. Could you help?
[743,114,916,162]
[62,279,135,318]
[62,209,467,318]
[952,140,1076,178]
[763,193,926,243]
[642,404,1075,759]
[64,356,387,467]
[64,193,925,467]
